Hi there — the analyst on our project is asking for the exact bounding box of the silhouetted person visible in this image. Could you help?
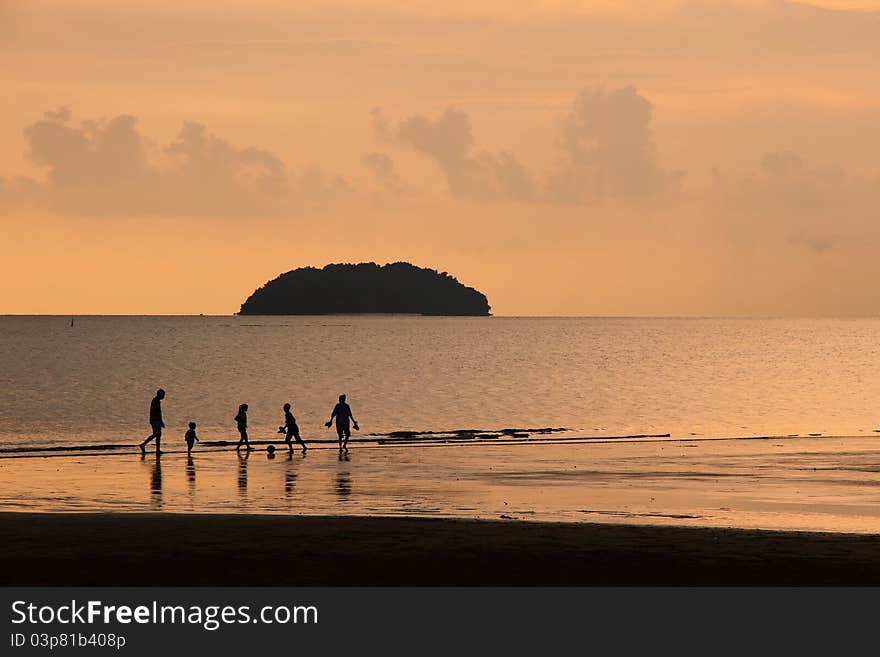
[234,403,251,451]
[281,403,307,453]
[139,389,165,454]
[185,421,199,455]
[326,394,359,451]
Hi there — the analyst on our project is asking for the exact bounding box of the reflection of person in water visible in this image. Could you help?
[281,403,307,454]
[237,451,249,495]
[150,456,162,508]
[325,394,359,451]
[284,452,297,498]
[234,403,251,451]
[186,456,196,488]
[139,389,165,454]
[335,469,352,497]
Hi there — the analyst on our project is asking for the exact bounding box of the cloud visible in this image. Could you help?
[725,150,876,254]
[369,107,392,142]
[362,152,396,180]
[394,107,535,202]
[25,110,159,215]
[547,85,664,204]
[296,165,356,201]
[361,151,408,195]
[760,150,804,178]
[384,86,664,205]
[736,151,849,215]
[0,176,41,214]
[6,107,353,217]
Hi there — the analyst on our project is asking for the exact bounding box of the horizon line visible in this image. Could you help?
[6,313,880,321]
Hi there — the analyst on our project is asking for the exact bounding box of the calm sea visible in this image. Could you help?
[2,316,880,450]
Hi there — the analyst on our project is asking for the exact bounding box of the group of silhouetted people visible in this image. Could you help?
[138,388,359,456]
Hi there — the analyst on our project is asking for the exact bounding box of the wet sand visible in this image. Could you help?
[5,436,880,533]
[3,512,880,585]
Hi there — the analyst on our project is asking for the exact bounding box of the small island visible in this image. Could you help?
[238,262,491,316]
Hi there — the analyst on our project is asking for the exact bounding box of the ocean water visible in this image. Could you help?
[1,315,880,450]
[5,316,880,530]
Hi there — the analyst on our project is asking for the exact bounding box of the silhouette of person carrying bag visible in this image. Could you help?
[326,394,358,451]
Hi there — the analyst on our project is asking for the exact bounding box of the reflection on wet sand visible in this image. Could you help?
[335,473,351,498]
[335,464,352,499]
[237,452,248,497]
[17,437,880,534]
[149,455,162,509]
[284,452,297,499]
[186,457,196,500]
[336,449,352,498]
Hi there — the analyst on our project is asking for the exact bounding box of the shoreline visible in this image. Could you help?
[1,430,869,458]
[4,512,880,585]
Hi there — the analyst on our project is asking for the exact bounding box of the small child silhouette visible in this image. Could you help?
[185,421,199,455]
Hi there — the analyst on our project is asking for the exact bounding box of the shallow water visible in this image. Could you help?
[4,435,880,533]
[3,315,880,449]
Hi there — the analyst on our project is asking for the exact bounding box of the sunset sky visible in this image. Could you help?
[2,0,880,315]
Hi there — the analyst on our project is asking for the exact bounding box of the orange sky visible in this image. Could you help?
[2,0,880,315]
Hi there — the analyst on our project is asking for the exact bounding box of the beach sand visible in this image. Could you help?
[3,512,880,585]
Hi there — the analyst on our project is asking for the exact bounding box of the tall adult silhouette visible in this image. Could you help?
[325,394,359,451]
[139,389,165,454]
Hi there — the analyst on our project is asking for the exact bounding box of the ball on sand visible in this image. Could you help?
[267,445,276,454]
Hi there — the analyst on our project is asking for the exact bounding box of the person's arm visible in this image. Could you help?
[350,407,359,430]
[325,406,337,427]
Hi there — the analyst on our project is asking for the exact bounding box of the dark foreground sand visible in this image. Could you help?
[3,513,880,585]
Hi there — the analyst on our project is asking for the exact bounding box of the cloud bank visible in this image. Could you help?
[4,108,353,217]
[376,85,666,205]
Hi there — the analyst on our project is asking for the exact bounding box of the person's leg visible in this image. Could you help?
[337,425,344,451]
[285,431,293,452]
[139,433,153,452]
[140,423,160,451]
[293,426,307,451]
[342,426,350,451]
[242,430,251,450]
